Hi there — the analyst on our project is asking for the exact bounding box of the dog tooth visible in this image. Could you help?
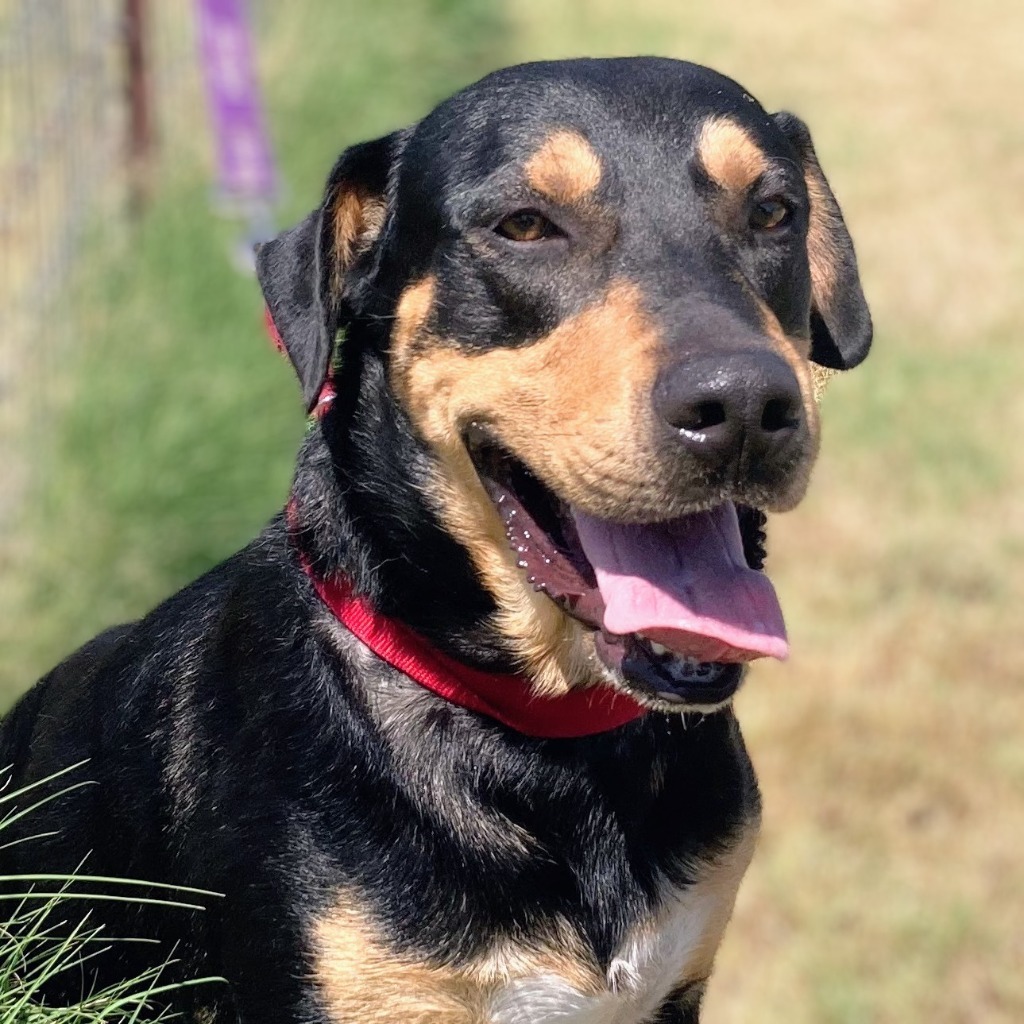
[649,641,670,657]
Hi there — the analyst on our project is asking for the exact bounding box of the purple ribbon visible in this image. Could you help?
[196,0,276,204]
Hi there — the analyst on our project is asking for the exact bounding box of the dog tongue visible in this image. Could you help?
[571,504,788,663]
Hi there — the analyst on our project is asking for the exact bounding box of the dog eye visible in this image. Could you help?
[749,198,792,232]
[494,210,562,242]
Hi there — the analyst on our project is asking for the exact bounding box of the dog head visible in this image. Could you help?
[257,58,871,713]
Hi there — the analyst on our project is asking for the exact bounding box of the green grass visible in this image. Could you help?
[0,0,507,697]
[0,765,222,1021]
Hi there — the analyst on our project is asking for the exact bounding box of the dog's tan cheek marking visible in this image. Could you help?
[398,281,660,514]
[312,897,601,1024]
[389,351,589,698]
[390,282,660,696]
[697,117,769,193]
[754,300,822,511]
[389,278,584,697]
[755,299,816,412]
[524,129,602,205]
[392,276,438,355]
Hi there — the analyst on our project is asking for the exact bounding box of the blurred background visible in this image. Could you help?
[0,1,1021,1021]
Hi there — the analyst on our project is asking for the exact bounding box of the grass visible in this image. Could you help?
[0,0,506,692]
[1,0,1021,1021]
[0,764,222,1021]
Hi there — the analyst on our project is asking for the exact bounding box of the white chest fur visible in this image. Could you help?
[488,883,716,1024]
[313,825,757,1024]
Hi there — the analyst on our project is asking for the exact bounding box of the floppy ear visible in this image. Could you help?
[255,132,399,410]
[773,112,872,370]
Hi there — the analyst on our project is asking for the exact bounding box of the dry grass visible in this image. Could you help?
[510,1,1024,1020]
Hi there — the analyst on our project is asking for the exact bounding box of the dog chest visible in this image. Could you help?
[311,824,755,1024]
[486,884,717,1024]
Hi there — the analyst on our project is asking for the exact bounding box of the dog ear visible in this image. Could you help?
[773,112,872,370]
[255,132,399,410]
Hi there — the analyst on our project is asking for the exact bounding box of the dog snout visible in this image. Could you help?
[654,350,804,472]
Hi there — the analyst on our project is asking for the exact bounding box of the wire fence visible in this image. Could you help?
[0,0,198,525]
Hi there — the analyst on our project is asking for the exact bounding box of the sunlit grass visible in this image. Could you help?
[0,764,222,1021]
[0,0,506,694]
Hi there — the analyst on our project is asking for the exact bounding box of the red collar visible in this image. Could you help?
[271,303,646,738]
[296,553,648,739]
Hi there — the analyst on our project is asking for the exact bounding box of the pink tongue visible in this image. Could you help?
[571,504,788,663]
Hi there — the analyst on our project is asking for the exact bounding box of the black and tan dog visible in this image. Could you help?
[0,58,870,1022]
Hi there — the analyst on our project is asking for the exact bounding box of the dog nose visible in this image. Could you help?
[654,351,803,467]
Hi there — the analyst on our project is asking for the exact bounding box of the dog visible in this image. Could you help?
[0,57,870,1023]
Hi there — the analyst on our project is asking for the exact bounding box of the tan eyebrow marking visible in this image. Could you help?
[524,130,603,205]
[697,116,769,192]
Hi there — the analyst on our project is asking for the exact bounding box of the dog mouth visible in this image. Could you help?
[467,429,788,711]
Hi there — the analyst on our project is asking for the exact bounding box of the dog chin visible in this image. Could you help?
[577,627,745,715]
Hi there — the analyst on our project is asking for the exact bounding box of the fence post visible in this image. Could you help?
[124,0,154,213]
